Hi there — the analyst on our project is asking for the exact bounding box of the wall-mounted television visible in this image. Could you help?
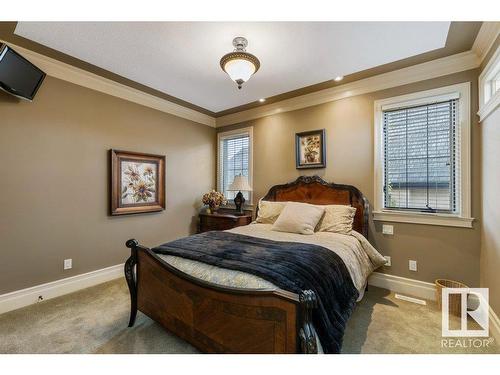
[0,44,46,101]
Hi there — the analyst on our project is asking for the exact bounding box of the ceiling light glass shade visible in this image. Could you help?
[220,37,260,89]
[222,57,256,84]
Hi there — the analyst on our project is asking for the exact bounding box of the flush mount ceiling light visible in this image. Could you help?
[220,37,260,89]
[334,76,344,82]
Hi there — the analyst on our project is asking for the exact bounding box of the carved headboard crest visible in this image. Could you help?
[259,176,369,238]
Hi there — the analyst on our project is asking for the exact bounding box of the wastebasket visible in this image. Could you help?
[435,279,468,317]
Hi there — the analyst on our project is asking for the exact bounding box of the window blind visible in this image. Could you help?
[221,133,250,201]
[383,99,459,213]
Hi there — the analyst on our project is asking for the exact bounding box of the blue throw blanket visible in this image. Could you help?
[153,231,359,353]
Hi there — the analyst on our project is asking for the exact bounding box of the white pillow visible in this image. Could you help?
[316,205,356,234]
[255,200,286,224]
[271,202,325,235]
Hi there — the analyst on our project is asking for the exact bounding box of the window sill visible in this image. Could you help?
[373,210,474,228]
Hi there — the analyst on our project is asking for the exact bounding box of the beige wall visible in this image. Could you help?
[0,76,216,294]
[0,54,487,299]
[219,69,481,286]
[479,35,500,314]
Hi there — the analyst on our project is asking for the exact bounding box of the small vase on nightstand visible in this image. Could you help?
[202,190,226,215]
[208,204,219,214]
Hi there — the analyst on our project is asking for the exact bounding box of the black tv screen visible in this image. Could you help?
[0,44,46,101]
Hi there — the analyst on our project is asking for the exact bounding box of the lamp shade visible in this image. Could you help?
[227,175,252,191]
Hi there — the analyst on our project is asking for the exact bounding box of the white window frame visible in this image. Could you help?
[217,126,254,206]
[373,82,473,228]
[478,44,500,122]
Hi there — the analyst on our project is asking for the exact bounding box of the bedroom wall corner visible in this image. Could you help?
[0,76,217,295]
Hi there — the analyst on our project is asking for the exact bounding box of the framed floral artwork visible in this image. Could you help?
[295,129,326,169]
[110,149,165,215]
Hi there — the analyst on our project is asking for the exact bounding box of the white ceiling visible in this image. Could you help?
[15,22,450,113]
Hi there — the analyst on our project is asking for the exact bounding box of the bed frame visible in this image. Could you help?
[124,175,369,353]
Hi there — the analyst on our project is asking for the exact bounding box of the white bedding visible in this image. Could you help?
[157,223,386,301]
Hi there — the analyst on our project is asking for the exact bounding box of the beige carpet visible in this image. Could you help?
[0,278,497,354]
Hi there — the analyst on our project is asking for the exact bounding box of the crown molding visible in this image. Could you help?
[0,40,216,128]
[472,22,500,63]
[2,37,482,129]
[216,50,480,127]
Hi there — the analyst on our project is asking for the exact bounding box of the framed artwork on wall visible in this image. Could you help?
[110,149,165,215]
[295,129,326,169]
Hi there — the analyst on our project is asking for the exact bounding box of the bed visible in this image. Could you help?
[124,175,385,353]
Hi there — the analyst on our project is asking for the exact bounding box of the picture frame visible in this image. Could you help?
[295,129,326,169]
[110,149,165,215]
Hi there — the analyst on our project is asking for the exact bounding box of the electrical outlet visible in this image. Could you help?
[382,224,394,235]
[409,260,417,272]
[64,259,72,270]
[384,256,391,267]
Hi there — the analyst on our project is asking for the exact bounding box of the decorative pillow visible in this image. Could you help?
[316,205,356,234]
[255,200,286,224]
[271,202,325,235]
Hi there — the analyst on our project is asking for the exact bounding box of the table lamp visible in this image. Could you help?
[227,175,252,215]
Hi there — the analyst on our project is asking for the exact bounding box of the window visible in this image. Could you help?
[383,99,458,213]
[374,83,473,228]
[478,45,500,121]
[492,69,500,96]
[217,127,253,203]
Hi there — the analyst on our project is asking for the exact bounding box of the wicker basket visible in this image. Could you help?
[435,279,468,317]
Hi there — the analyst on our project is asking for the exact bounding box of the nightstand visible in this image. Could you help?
[198,208,252,233]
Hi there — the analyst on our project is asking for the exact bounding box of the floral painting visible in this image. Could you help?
[300,135,321,163]
[295,129,326,169]
[121,162,157,204]
[110,150,165,215]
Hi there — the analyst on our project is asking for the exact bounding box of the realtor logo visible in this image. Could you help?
[441,288,489,337]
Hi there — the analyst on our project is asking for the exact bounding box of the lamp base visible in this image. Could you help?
[233,191,246,215]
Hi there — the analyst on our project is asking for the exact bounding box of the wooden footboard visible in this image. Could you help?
[124,239,318,354]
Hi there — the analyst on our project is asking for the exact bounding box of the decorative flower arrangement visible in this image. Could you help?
[202,190,227,212]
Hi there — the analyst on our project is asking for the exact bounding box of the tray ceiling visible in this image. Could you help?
[15,22,450,113]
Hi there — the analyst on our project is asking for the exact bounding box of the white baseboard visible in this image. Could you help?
[0,264,124,315]
[2,265,499,341]
[368,272,437,301]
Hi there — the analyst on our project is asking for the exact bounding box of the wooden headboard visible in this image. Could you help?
[259,176,369,238]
